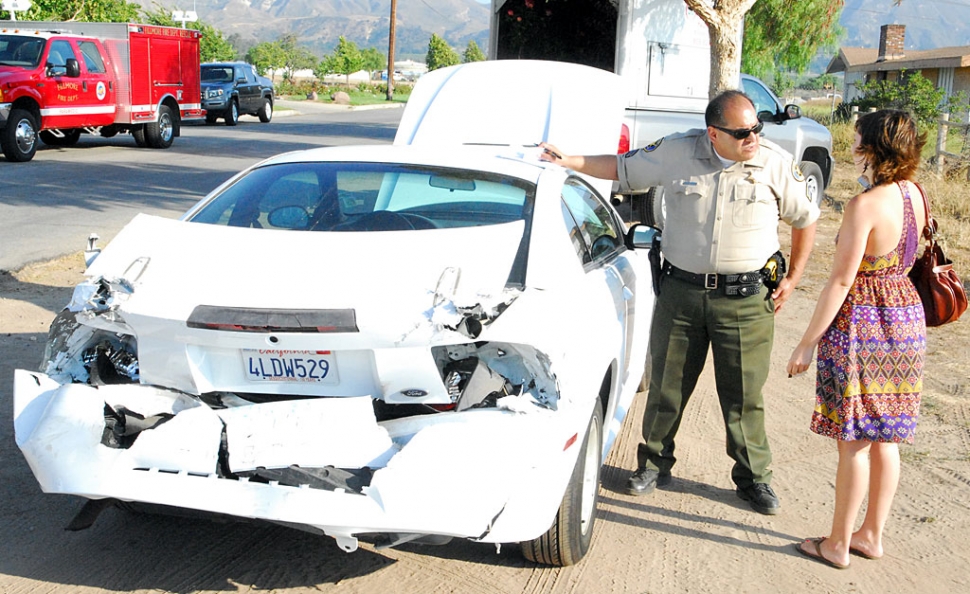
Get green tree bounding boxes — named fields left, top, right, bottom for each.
left=853, top=70, right=947, bottom=125
left=316, top=37, right=363, bottom=83
left=247, top=36, right=315, bottom=82
left=246, top=42, right=287, bottom=78
left=5, top=0, right=140, bottom=21
left=462, top=40, right=486, bottom=63
left=141, top=7, right=236, bottom=63
left=742, top=0, right=844, bottom=83
left=361, top=47, right=386, bottom=73
left=426, top=34, right=460, bottom=72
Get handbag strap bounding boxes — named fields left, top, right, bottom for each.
left=912, top=181, right=938, bottom=244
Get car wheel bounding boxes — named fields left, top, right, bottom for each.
left=0, top=108, right=39, bottom=162
left=132, top=126, right=148, bottom=147
left=39, top=129, right=82, bottom=146
left=145, top=105, right=175, bottom=149
left=100, top=125, right=119, bottom=138
left=521, top=400, right=603, bottom=566
left=205, top=113, right=218, bottom=125
left=225, top=100, right=239, bottom=126
left=636, top=186, right=665, bottom=230
left=799, top=161, right=825, bottom=206
left=257, top=97, right=273, bottom=123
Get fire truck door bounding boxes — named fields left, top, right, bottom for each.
left=41, top=39, right=115, bottom=130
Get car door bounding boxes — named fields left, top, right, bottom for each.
left=559, top=177, right=638, bottom=378
left=40, top=38, right=114, bottom=129
left=235, top=64, right=259, bottom=113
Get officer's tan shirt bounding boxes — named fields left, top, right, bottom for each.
left=616, top=129, right=820, bottom=275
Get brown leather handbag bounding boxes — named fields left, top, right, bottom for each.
left=908, top=182, right=968, bottom=327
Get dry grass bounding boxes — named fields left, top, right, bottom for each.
left=825, top=121, right=970, bottom=276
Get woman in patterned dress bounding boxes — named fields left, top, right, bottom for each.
left=786, top=109, right=927, bottom=569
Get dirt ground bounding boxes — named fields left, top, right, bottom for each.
left=1, top=167, right=969, bottom=593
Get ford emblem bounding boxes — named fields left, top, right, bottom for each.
left=401, top=389, right=428, bottom=398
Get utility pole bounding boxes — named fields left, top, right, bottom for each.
left=386, top=0, right=396, bottom=101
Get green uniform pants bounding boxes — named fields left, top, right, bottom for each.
left=636, top=275, right=775, bottom=488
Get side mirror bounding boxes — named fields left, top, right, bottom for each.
left=757, top=109, right=778, bottom=124
left=784, top=104, right=802, bottom=120
left=626, top=223, right=660, bottom=250
left=65, top=58, right=80, bottom=78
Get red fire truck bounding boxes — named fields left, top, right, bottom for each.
left=0, top=21, right=204, bottom=162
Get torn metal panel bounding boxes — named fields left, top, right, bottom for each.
left=217, top=397, right=395, bottom=472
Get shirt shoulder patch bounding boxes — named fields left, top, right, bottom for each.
left=792, top=161, right=805, bottom=182
left=644, top=137, right=664, bottom=152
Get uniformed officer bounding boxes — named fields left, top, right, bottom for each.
left=539, top=90, right=820, bottom=515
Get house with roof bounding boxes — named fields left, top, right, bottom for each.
left=826, top=24, right=970, bottom=103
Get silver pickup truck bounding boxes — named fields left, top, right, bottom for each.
left=626, top=74, right=834, bottom=227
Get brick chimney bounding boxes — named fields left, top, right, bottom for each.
left=877, top=24, right=906, bottom=61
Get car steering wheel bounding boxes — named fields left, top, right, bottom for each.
left=333, top=211, right=438, bottom=231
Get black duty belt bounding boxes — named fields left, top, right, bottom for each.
left=663, top=263, right=764, bottom=297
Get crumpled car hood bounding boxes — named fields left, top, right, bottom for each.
left=86, top=213, right=525, bottom=337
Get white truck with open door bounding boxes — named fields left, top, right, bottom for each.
left=488, top=0, right=833, bottom=221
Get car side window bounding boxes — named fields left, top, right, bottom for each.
left=560, top=178, right=622, bottom=266
left=77, top=41, right=105, bottom=74
left=741, top=78, right=778, bottom=115
left=46, top=40, right=75, bottom=67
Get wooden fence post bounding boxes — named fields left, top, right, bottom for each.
left=937, top=112, right=949, bottom=175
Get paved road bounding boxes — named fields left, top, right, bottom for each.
left=0, top=101, right=403, bottom=272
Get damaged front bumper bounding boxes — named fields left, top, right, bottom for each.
left=14, top=369, right=583, bottom=551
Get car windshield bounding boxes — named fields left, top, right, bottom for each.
left=201, top=66, right=233, bottom=82
left=0, top=36, right=45, bottom=68
left=188, top=162, right=534, bottom=232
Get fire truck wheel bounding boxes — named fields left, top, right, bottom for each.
left=145, top=105, right=176, bottom=149
left=132, top=127, right=148, bottom=147
left=258, top=98, right=273, bottom=123
left=225, top=100, right=239, bottom=126
left=39, top=129, right=81, bottom=146
left=1, top=109, right=39, bottom=162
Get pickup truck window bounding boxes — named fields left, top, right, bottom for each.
left=1, top=36, right=44, bottom=67
left=741, top=78, right=778, bottom=115
left=47, top=40, right=75, bottom=68
left=78, top=41, right=106, bottom=74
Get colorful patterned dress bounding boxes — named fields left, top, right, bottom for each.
left=812, top=181, right=925, bottom=443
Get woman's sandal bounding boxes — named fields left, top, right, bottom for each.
left=795, top=537, right=850, bottom=570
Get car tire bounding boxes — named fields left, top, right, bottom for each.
left=39, top=129, right=82, bottom=146
left=132, top=126, right=147, bottom=147
left=639, top=186, right=665, bottom=230
left=145, top=105, right=176, bottom=149
left=0, top=108, right=39, bottom=162
left=225, top=100, right=239, bottom=126
left=257, top=97, right=273, bottom=123
left=521, top=400, right=603, bottom=566
left=799, top=161, right=825, bottom=206
left=205, top=113, right=218, bottom=125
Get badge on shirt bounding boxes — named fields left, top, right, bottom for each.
left=644, top=137, right=664, bottom=152
left=791, top=161, right=805, bottom=182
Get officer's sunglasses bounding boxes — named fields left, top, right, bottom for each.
left=712, top=122, right=764, bottom=140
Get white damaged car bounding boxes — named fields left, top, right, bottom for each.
left=13, top=61, right=658, bottom=566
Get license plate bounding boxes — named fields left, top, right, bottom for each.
left=243, top=349, right=339, bottom=383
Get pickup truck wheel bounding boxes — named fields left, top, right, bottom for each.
left=225, top=100, right=239, bottom=126
left=638, top=186, right=665, bottom=230
left=205, top=114, right=218, bottom=125
left=257, top=98, right=273, bottom=123
left=132, top=127, right=147, bottom=147
left=1, top=109, right=39, bottom=162
left=39, top=129, right=81, bottom=146
left=521, top=400, right=602, bottom=566
left=799, top=161, right=825, bottom=206
left=145, top=105, right=175, bottom=149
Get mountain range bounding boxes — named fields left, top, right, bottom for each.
left=134, top=0, right=970, bottom=62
